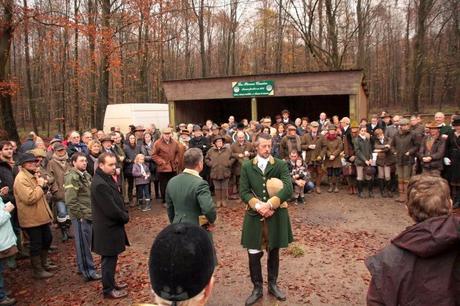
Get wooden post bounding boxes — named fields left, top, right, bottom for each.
left=349, top=95, right=357, bottom=123
left=251, top=97, right=258, bottom=121
left=168, top=101, right=176, bottom=127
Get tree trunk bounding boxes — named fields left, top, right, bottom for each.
left=73, top=0, right=80, bottom=131
left=410, top=0, right=433, bottom=112
left=0, top=0, right=20, bottom=142
left=96, top=0, right=111, bottom=129
left=23, top=0, right=38, bottom=133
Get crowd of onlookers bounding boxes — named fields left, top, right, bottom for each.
left=0, top=109, right=459, bottom=305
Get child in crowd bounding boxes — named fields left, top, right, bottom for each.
left=132, top=154, right=151, bottom=212
left=290, top=157, right=313, bottom=204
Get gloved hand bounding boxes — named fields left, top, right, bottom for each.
left=444, top=157, right=451, bottom=166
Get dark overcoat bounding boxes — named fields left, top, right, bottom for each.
left=239, top=156, right=293, bottom=250
left=91, top=168, right=129, bottom=256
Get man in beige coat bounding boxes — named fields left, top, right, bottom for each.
left=14, top=153, right=56, bottom=280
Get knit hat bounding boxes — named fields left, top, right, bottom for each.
left=149, top=223, right=215, bottom=302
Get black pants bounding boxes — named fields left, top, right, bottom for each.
left=126, top=176, right=135, bottom=200
left=101, top=255, right=118, bottom=294
left=24, top=224, right=53, bottom=257
left=158, top=172, right=176, bottom=203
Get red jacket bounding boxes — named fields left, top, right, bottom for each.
left=366, top=214, right=460, bottom=306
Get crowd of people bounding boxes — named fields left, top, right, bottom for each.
left=0, top=108, right=459, bottom=305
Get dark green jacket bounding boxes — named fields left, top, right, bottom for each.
left=64, top=168, right=92, bottom=220
left=239, top=156, right=293, bottom=250
left=165, top=170, right=216, bottom=226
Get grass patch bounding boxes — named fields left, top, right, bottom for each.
left=287, top=243, right=305, bottom=258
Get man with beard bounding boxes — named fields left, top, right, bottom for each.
left=240, top=133, right=293, bottom=305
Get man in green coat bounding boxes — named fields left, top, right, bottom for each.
left=165, top=148, right=217, bottom=230
left=240, top=133, right=293, bottom=305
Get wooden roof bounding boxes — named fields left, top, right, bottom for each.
left=163, top=70, right=367, bottom=101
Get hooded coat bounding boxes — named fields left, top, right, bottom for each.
left=366, top=214, right=460, bottom=306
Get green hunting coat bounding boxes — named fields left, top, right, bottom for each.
left=165, top=169, right=217, bottom=226
left=239, top=155, right=293, bottom=250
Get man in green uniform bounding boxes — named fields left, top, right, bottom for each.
left=240, top=133, right=293, bottom=305
left=165, top=148, right=217, bottom=230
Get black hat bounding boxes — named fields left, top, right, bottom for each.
left=149, top=223, right=215, bottom=302
left=237, top=122, right=245, bottom=130
left=452, top=115, right=460, bottom=127
left=17, top=153, right=37, bottom=166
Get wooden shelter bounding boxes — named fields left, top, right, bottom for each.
left=163, top=70, right=368, bottom=126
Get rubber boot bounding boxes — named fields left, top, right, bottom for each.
left=378, top=179, right=386, bottom=198
left=385, top=180, right=393, bottom=198
left=367, top=179, right=374, bottom=198
left=327, top=177, right=333, bottom=193
left=143, top=199, right=152, bottom=211
left=357, top=181, right=365, bottom=198
left=59, top=222, right=69, bottom=242
left=245, top=252, right=263, bottom=306
left=137, top=199, right=143, bottom=210
left=267, top=248, right=286, bottom=301
left=31, top=256, right=53, bottom=279
left=41, top=250, right=58, bottom=271
left=333, top=177, right=339, bottom=193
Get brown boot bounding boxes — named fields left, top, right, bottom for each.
left=315, top=176, right=322, bottom=194
left=31, top=256, right=53, bottom=279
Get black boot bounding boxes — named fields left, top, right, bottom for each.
left=137, top=199, right=143, bottom=210
left=357, top=181, right=365, bottom=198
left=267, top=248, right=286, bottom=301
left=378, top=179, right=386, bottom=197
left=65, top=219, right=74, bottom=239
left=59, top=222, right=68, bottom=242
left=385, top=180, right=393, bottom=198
left=245, top=252, right=263, bottom=306
left=154, top=180, right=161, bottom=199
left=367, top=180, right=374, bottom=198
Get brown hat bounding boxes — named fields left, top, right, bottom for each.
left=100, top=135, right=114, bottom=143
left=400, top=118, right=410, bottom=126
left=310, top=121, right=319, bottom=128
left=54, top=143, right=66, bottom=151
left=180, top=129, right=190, bottom=136
left=212, top=135, right=224, bottom=144
left=29, top=148, right=47, bottom=158
left=162, top=127, right=173, bottom=134
left=425, top=122, right=441, bottom=129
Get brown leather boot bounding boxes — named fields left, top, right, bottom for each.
left=31, top=256, right=53, bottom=279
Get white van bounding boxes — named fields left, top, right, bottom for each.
left=103, top=103, right=169, bottom=134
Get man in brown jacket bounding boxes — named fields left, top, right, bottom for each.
left=418, top=123, right=446, bottom=176
left=152, top=128, right=179, bottom=204
left=230, top=131, right=254, bottom=199
left=366, top=175, right=460, bottom=305
left=301, top=121, right=325, bottom=193
left=14, top=153, right=56, bottom=280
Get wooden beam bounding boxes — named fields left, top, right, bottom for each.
left=168, top=101, right=175, bottom=127
left=251, top=98, right=258, bottom=121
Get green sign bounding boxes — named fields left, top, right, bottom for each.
left=232, top=80, right=274, bottom=97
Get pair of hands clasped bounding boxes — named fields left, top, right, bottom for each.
left=255, top=202, right=274, bottom=218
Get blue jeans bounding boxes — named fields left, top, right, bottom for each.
left=304, top=181, right=315, bottom=192
left=0, top=259, right=5, bottom=300
left=55, top=201, right=69, bottom=223
left=136, top=184, right=151, bottom=200
left=72, top=219, right=97, bottom=279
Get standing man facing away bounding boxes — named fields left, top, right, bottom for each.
left=165, top=148, right=216, bottom=228
left=64, top=152, right=101, bottom=282
left=239, top=133, right=293, bottom=305
left=91, top=152, right=130, bottom=299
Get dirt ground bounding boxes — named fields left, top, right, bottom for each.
left=5, top=190, right=413, bottom=306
